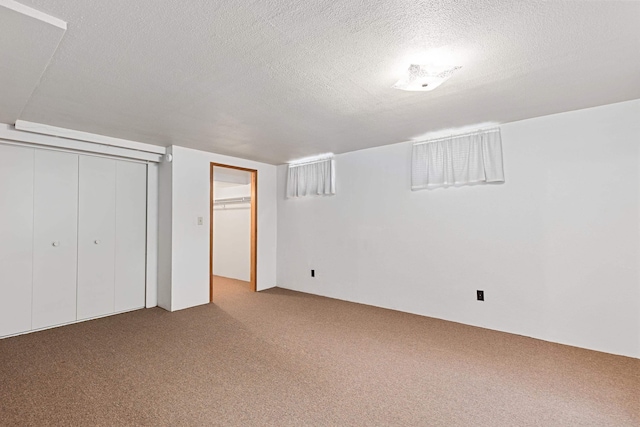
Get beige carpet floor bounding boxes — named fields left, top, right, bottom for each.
left=1, top=276, right=638, bottom=426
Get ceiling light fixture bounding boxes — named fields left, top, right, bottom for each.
left=392, top=64, right=462, bottom=92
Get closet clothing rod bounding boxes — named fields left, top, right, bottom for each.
left=213, top=196, right=251, bottom=206
left=214, top=205, right=250, bottom=210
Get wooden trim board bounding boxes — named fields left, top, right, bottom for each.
left=209, top=163, right=257, bottom=301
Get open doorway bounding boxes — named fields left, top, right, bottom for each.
left=209, top=163, right=257, bottom=302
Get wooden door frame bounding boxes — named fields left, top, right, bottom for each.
left=209, top=163, right=257, bottom=301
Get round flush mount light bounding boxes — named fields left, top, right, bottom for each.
left=393, top=64, right=462, bottom=92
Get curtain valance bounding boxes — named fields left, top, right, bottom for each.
left=412, top=128, right=505, bottom=190
left=286, top=157, right=335, bottom=198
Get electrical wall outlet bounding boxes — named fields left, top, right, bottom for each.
left=477, top=290, right=484, bottom=301
left=311, top=269, right=315, bottom=277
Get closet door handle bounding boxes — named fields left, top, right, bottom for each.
left=94, top=240, right=100, bottom=245
left=52, top=241, right=60, bottom=247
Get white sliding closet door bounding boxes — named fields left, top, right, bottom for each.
left=32, top=151, right=79, bottom=330
left=0, top=145, right=34, bottom=336
left=77, top=156, right=116, bottom=320
left=115, top=161, right=147, bottom=312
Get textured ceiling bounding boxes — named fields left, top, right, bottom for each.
left=4, top=0, right=640, bottom=164
left=0, top=2, right=64, bottom=124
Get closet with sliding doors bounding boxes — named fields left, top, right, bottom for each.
left=0, top=144, right=147, bottom=338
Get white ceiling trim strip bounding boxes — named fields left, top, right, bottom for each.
left=0, top=0, right=66, bottom=29
left=15, top=120, right=166, bottom=155
left=0, top=124, right=163, bottom=162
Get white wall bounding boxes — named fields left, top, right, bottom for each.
left=161, top=145, right=277, bottom=311
left=213, top=182, right=251, bottom=281
left=276, top=99, right=640, bottom=358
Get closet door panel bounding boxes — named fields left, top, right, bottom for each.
left=77, top=156, right=116, bottom=320
left=115, top=161, right=147, bottom=312
left=0, top=145, right=34, bottom=336
left=32, top=150, right=79, bottom=329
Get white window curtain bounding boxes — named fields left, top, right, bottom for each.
left=286, top=157, right=335, bottom=198
left=411, top=128, right=505, bottom=190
